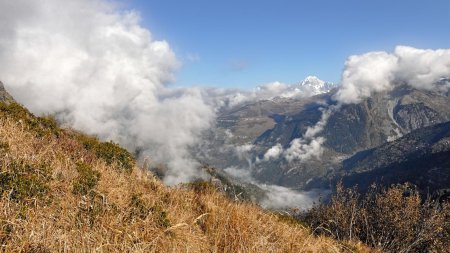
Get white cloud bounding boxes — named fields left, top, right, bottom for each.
left=257, top=106, right=335, bottom=164
left=395, top=46, right=450, bottom=90
left=334, top=46, right=450, bottom=104
left=259, top=184, right=318, bottom=210
left=280, top=106, right=335, bottom=163
left=224, top=166, right=252, bottom=180
left=284, top=137, right=326, bottom=163
left=223, top=165, right=324, bottom=210
left=233, top=144, right=255, bottom=169
left=263, top=143, right=283, bottom=161
left=334, top=51, right=398, bottom=103
left=0, top=0, right=214, bottom=185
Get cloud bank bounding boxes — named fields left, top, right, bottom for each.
left=0, top=0, right=214, bottom=184
left=335, top=46, right=450, bottom=104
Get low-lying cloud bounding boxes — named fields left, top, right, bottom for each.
left=259, top=184, right=325, bottom=210
left=262, top=106, right=335, bottom=164
left=263, top=143, right=283, bottom=161
left=224, top=166, right=323, bottom=210
left=0, top=0, right=214, bottom=185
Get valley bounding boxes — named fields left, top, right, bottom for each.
left=200, top=81, right=450, bottom=200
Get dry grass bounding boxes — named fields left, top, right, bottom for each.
left=0, top=104, right=372, bottom=252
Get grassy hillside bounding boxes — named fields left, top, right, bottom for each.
left=0, top=101, right=370, bottom=252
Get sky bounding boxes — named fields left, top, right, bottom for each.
left=125, top=0, right=450, bottom=89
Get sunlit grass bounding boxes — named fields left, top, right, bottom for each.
left=0, top=102, right=371, bottom=252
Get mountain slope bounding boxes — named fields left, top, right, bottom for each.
left=205, top=84, right=450, bottom=189
left=0, top=87, right=366, bottom=252
left=329, top=121, right=450, bottom=196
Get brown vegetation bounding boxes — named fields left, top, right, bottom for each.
left=0, top=102, right=369, bottom=252
left=302, top=183, right=449, bottom=253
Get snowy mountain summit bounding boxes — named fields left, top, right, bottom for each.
left=215, top=76, right=336, bottom=109
left=257, top=76, right=336, bottom=100
left=298, top=76, right=336, bottom=95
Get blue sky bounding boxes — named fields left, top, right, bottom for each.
left=125, top=0, right=450, bottom=89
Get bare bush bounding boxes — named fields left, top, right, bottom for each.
left=302, top=182, right=450, bottom=252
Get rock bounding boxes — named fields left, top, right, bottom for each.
left=0, top=81, right=15, bottom=104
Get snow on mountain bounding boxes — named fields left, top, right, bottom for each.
left=298, top=76, right=337, bottom=95
left=266, top=76, right=336, bottom=99
left=204, top=76, right=336, bottom=110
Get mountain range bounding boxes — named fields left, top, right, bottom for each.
left=201, top=78, right=450, bottom=199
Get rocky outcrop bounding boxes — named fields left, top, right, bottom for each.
left=0, top=81, right=15, bottom=104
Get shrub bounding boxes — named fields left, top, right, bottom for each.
left=125, top=195, right=170, bottom=228
left=301, top=183, right=449, bottom=252
left=72, top=162, right=101, bottom=195
left=150, top=205, right=171, bottom=228
left=0, top=102, right=59, bottom=137
left=275, top=212, right=308, bottom=229
left=36, top=115, right=59, bottom=135
left=75, top=134, right=134, bottom=172
left=127, top=194, right=151, bottom=221
left=186, top=181, right=217, bottom=194
left=0, top=160, right=51, bottom=202
left=0, top=221, right=13, bottom=245
left=0, top=141, right=9, bottom=152
left=94, top=141, right=134, bottom=171
left=0, top=101, right=134, bottom=171
left=22, top=243, right=51, bottom=253
left=0, top=102, right=30, bottom=121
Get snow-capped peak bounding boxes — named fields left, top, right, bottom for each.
left=300, top=76, right=325, bottom=87
left=298, top=76, right=335, bottom=95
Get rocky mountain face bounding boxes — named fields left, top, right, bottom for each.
left=323, top=86, right=450, bottom=153
left=202, top=84, right=450, bottom=193
left=0, top=81, right=15, bottom=103
left=309, top=120, right=450, bottom=198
